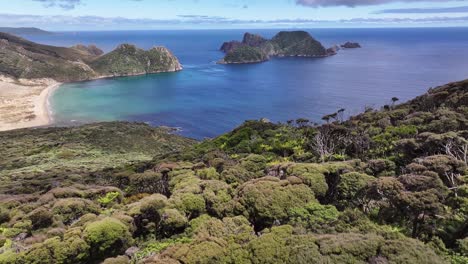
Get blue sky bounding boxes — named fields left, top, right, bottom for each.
left=1, top=0, right=468, bottom=30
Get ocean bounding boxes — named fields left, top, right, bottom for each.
left=26, top=28, right=468, bottom=139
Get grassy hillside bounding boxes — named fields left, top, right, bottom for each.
left=0, top=80, right=466, bottom=263
left=0, top=122, right=195, bottom=194
left=0, top=32, right=98, bottom=82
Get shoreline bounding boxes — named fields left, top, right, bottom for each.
left=0, top=70, right=184, bottom=132
left=0, top=77, right=61, bottom=131
left=42, top=82, right=62, bottom=126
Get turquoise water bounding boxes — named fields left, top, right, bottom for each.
left=27, top=28, right=468, bottom=139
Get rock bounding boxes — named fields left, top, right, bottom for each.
left=14, top=233, right=28, bottom=242
left=341, top=42, right=361, bottom=48
left=327, top=44, right=340, bottom=55
left=125, top=246, right=140, bottom=257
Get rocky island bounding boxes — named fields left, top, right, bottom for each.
left=219, top=31, right=335, bottom=64
left=0, top=32, right=182, bottom=131
left=341, top=42, right=361, bottom=49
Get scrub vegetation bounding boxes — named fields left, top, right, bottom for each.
left=0, top=80, right=466, bottom=263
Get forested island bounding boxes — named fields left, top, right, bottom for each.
left=218, top=31, right=359, bottom=64
left=0, top=79, right=466, bottom=263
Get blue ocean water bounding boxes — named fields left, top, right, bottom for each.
left=26, top=28, right=468, bottom=139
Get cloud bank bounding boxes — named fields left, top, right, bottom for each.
left=296, top=0, right=462, bottom=7
left=376, top=5, right=468, bottom=13
left=1, top=13, right=468, bottom=30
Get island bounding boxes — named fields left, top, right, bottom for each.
left=341, top=42, right=361, bottom=48
left=219, top=31, right=336, bottom=64
left=0, top=32, right=182, bottom=131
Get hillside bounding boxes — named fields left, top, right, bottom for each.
left=0, top=33, right=182, bottom=82
left=0, top=32, right=98, bottom=82
left=0, top=27, right=52, bottom=36
left=219, top=31, right=330, bottom=64
left=0, top=80, right=466, bottom=263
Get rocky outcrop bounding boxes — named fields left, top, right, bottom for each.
left=0, top=32, right=182, bottom=82
left=219, top=31, right=329, bottom=64
left=220, top=41, right=243, bottom=53
left=326, top=45, right=340, bottom=55
left=242, top=33, right=268, bottom=47
left=341, top=42, right=361, bottom=49
left=220, top=33, right=267, bottom=53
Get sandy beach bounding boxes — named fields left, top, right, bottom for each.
left=0, top=75, right=61, bottom=131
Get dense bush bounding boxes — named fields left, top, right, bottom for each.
left=83, top=217, right=132, bottom=260
left=0, top=80, right=466, bottom=263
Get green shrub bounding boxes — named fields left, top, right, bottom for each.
left=159, top=209, right=188, bottom=237
left=236, top=177, right=315, bottom=230
left=458, top=237, right=468, bottom=256
left=98, top=191, right=121, bottom=207
left=170, top=193, right=206, bottom=219
left=288, top=202, right=339, bottom=232
left=0, top=208, right=10, bottom=224
left=102, top=255, right=130, bottom=264
left=134, top=237, right=192, bottom=262
left=335, top=172, right=375, bottom=209
left=28, top=208, right=54, bottom=230
left=196, top=167, right=220, bottom=180
left=53, top=198, right=100, bottom=224
left=84, top=217, right=132, bottom=259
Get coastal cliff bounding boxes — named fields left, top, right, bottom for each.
left=219, top=31, right=330, bottom=64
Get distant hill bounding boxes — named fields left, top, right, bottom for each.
left=0, top=32, right=182, bottom=82
left=0, top=27, right=52, bottom=35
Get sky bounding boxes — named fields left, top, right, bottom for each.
left=1, top=0, right=468, bottom=30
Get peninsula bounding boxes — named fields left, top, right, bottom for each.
left=0, top=32, right=182, bottom=131
left=0, top=27, right=52, bottom=36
